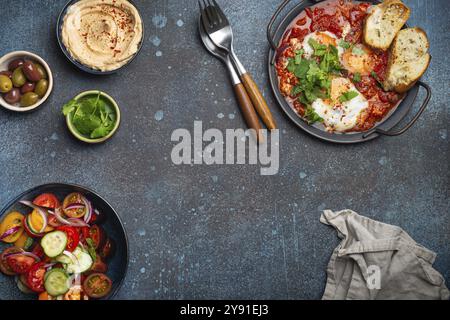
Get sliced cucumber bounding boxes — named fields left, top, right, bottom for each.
left=66, top=247, right=93, bottom=274
left=55, top=254, right=72, bottom=264
left=41, top=231, right=67, bottom=258
left=15, top=276, right=33, bottom=294
left=44, top=268, right=69, bottom=296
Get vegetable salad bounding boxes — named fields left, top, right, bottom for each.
left=0, top=192, right=115, bottom=300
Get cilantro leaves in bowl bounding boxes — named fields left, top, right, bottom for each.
left=62, top=91, right=120, bottom=143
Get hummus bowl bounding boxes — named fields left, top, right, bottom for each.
left=57, top=0, right=144, bottom=75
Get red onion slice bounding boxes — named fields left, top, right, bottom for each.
left=82, top=197, right=93, bottom=223
left=53, top=208, right=89, bottom=227
left=67, top=218, right=89, bottom=227
left=5, top=251, right=41, bottom=262
left=54, top=207, right=73, bottom=225
left=2, top=248, right=24, bottom=258
left=0, top=226, right=22, bottom=240
left=64, top=204, right=85, bottom=211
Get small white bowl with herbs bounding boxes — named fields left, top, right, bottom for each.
left=62, top=91, right=120, bottom=143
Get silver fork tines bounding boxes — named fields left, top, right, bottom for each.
left=199, top=0, right=227, bottom=32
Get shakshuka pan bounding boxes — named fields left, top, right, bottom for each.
left=275, top=0, right=403, bottom=133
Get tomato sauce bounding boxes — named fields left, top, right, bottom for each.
left=275, top=0, right=403, bottom=132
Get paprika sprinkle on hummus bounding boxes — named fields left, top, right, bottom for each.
left=61, top=0, right=143, bottom=72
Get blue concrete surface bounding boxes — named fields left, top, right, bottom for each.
left=0, top=0, right=448, bottom=299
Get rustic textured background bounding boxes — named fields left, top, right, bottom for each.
left=0, top=0, right=448, bottom=299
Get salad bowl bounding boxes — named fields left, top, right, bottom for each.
left=0, top=183, right=128, bottom=300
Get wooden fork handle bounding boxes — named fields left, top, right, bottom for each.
left=233, top=83, right=264, bottom=142
left=241, top=73, right=277, bottom=130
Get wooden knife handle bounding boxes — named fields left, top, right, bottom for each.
left=233, top=83, right=264, bottom=142
left=241, top=73, right=277, bottom=130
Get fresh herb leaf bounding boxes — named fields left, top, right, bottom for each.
left=291, top=85, right=303, bottom=97
left=339, top=90, right=359, bottom=103
left=73, top=114, right=102, bottom=136
left=287, top=58, right=296, bottom=73
left=371, top=71, right=383, bottom=87
left=304, top=106, right=323, bottom=124
left=62, top=99, right=78, bottom=116
left=294, top=59, right=311, bottom=79
left=338, top=40, right=352, bottom=49
left=62, top=94, right=117, bottom=139
left=353, top=73, right=361, bottom=83
left=91, top=125, right=111, bottom=139
left=85, top=238, right=97, bottom=261
left=308, top=38, right=327, bottom=56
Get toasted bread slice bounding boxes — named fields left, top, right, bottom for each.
left=364, top=0, right=410, bottom=50
left=383, top=28, right=430, bottom=93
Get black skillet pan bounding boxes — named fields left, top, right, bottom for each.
left=267, top=0, right=431, bottom=144
left=0, top=183, right=128, bottom=300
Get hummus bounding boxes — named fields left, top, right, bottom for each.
left=62, top=0, right=143, bottom=72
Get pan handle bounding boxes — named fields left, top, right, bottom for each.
left=362, top=81, right=432, bottom=138
left=267, top=0, right=292, bottom=51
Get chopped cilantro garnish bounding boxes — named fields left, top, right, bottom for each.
left=305, top=106, right=324, bottom=124
left=338, top=40, right=352, bottom=49
left=284, top=38, right=345, bottom=122
left=339, top=91, right=359, bottom=103
left=353, top=73, right=361, bottom=83
left=371, top=71, right=383, bottom=87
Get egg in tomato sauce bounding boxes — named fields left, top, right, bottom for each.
left=311, top=77, right=369, bottom=132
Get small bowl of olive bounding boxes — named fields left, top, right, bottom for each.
left=0, top=51, right=53, bottom=112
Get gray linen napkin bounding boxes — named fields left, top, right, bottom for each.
left=321, top=209, right=449, bottom=300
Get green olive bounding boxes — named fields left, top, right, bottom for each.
left=20, top=92, right=39, bottom=107
left=34, top=79, right=49, bottom=98
left=12, top=67, right=27, bottom=88
left=34, top=63, right=47, bottom=79
left=0, top=75, right=13, bottom=93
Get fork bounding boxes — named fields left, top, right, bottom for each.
left=199, top=0, right=277, bottom=130
left=198, top=17, right=264, bottom=142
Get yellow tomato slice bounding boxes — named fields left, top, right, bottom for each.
left=0, top=211, right=24, bottom=243
left=30, top=209, right=54, bottom=233
left=14, top=231, right=32, bottom=248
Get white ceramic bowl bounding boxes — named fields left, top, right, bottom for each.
left=0, top=51, right=53, bottom=112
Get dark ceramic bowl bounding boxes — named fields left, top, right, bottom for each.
left=0, top=183, right=128, bottom=300
left=56, top=0, right=144, bottom=75
left=267, top=0, right=431, bottom=144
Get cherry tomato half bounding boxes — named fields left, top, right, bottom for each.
left=26, top=262, right=46, bottom=293
left=63, top=193, right=87, bottom=218
left=0, top=247, right=23, bottom=275
left=6, top=254, right=36, bottom=274
left=99, top=238, right=115, bottom=260
left=83, top=273, right=112, bottom=299
left=48, top=215, right=62, bottom=228
left=56, top=226, right=80, bottom=252
left=88, top=225, right=105, bottom=250
left=33, top=193, right=60, bottom=209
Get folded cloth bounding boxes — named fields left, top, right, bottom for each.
left=321, top=209, right=450, bottom=300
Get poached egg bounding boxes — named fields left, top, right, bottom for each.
left=311, top=77, right=369, bottom=132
